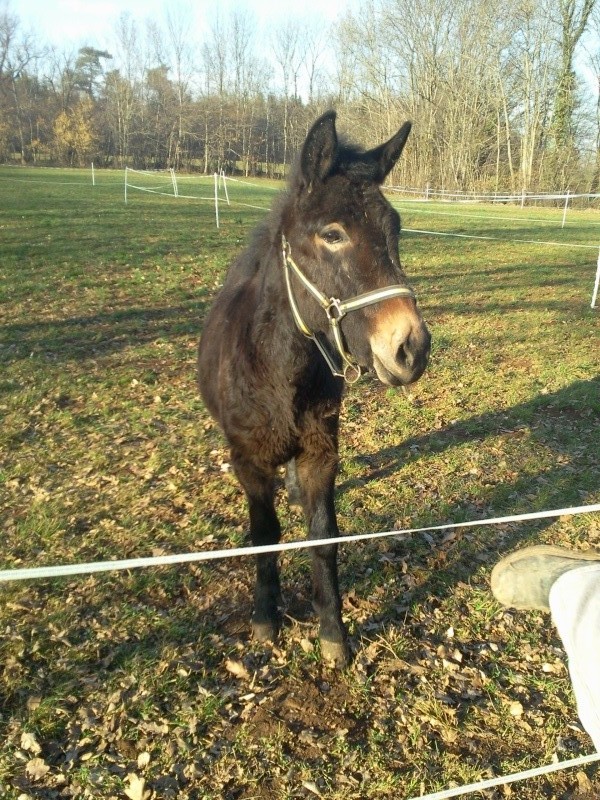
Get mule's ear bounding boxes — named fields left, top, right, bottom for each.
left=300, top=110, right=338, bottom=187
left=368, top=121, right=412, bottom=182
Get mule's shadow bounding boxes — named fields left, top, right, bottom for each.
left=334, top=374, right=599, bottom=630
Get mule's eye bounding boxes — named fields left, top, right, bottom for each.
left=319, top=226, right=348, bottom=247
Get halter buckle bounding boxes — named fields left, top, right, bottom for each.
left=326, top=298, right=344, bottom=322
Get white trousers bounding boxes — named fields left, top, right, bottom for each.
left=550, top=564, right=600, bottom=751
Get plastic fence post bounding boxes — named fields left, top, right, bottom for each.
left=214, top=172, right=219, bottom=228
left=561, top=190, right=570, bottom=228
left=592, top=248, right=600, bottom=309
left=221, top=170, right=230, bottom=205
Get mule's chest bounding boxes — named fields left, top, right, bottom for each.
left=224, top=379, right=340, bottom=470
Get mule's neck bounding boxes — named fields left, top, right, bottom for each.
left=253, top=229, right=342, bottom=392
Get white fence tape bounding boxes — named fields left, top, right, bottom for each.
left=402, top=227, right=599, bottom=250
left=408, top=751, right=600, bottom=800
left=388, top=185, right=600, bottom=203
left=1, top=504, right=599, bottom=584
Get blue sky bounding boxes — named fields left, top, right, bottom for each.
left=16, top=0, right=353, bottom=50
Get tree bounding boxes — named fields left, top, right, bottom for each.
left=496, top=0, right=557, bottom=191
left=53, top=97, right=95, bottom=165
left=102, top=13, right=144, bottom=167
left=2, top=0, right=600, bottom=189
left=550, top=0, right=596, bottom=185
left=271, top=18, right=308, bottom=171
left=0, top=2, right=40, bottom=161
left=74, top=46, right=112, bottom=98
left=164, top=5, right=196, bottom=168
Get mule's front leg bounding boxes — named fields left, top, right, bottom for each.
left=296, top=453, right=350, bottom=668
left=232, top=454, right=282, bottom=643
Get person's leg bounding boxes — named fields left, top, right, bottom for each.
left=550, top=564, right=600, bottom=751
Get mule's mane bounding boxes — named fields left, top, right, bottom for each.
left=329, top=139, right=383, bottom=181
left=289, top=136, right=384, bottom=191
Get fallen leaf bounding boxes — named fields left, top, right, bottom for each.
left=225, top=659, right=250, bottom=680
left=20, top=732, right=41, bottom=755
left=25, top=758, right=49, bottom=780
left=26, top=696, right=41, bottom=713
left=125, top=773, right=146, bottom=800
left=302, top=781, right=323, bottom=797
left=509, top=701, right=524, bottom=717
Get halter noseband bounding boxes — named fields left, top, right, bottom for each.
left=281, top=235, right=416, bottom=384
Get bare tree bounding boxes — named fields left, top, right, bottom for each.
left=201, top=10, right=228, bottom=96
left=271, top=18, right=305, bottom=170
left=103, top=13, right=145, bottom=167
left=550, top=0, right=596, bottom=185
left=163, top=4, right=196, bottom=168
left=0, top=2, right=40, bottom=161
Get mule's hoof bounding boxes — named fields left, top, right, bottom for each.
left=320, top=638, right=351, bottom=668
left=252, top=619, right=279, bottom=643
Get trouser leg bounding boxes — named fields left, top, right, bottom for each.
left=550, top=564, right=600, bottom=751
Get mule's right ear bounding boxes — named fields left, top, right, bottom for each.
left=367, top=121, right=412, bottom=182
left=300, top=111, right=338, bottom=188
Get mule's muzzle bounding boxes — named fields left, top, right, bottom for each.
left=370, top=316, right=431, bottom=387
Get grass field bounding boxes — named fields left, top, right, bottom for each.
left=1, top=166, right=599, bottom=800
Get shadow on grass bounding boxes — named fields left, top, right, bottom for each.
left=0, top=300, right=208, bottom=364
left=335, top=375, right=600, bottom=626
left=338, top=375, right=599, bottom=501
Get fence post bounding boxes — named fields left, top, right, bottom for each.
left=124, top=167, right=128, bottom=205
left=561, top=190, right=570, bottom=228
left=91, top=162, right=95, bottom=186
left=170, top=168, right=179, bottom=197
left=425, top=182, right=430, bottom=201
left=221, top=169, right=230, bottom=205
left=214, top=172, right=219, bottom=229
left=592, top=248, right=600, bottom=309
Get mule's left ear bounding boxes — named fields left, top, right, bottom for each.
left=368, top=121, right=412, bottom=182
left=300, top=110, right=338, bottom=188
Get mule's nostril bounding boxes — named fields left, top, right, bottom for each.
left=396, top=342, right=409, bottom=368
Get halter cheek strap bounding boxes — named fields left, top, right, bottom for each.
left=281, top=235, right=416, bottom=384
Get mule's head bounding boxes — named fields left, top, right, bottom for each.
left=281, top=111, right=430, bottom=387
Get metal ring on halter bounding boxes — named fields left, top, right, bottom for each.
left=342, top=362, right=362, bottom=384
left=326, top=298, right=344, bottom=322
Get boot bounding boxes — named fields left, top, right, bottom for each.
left=491, top=545, right=600, bottom=612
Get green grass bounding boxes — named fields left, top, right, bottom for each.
left=0, top=166, right=599, bottom=799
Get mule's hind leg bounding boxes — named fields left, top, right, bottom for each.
left=295, top=449, right=350, bottom=668
left=231, top=453, right=282, bottom=642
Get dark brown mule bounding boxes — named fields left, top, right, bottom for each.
left=198, top=112, right=430, bottom=666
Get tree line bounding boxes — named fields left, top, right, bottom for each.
left=2, top=0, right=600, bottom=192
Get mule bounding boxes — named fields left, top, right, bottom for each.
left=198, top=111, right=430, bottom=667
